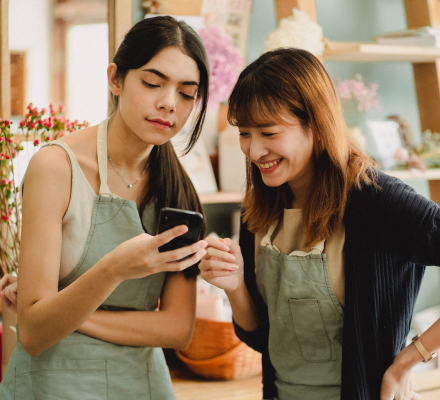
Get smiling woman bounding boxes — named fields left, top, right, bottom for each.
left=0, top=15, right=210, bottom=400
left=199, top=47, right=440, bottom=400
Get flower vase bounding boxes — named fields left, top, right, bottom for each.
left=2, top=303, right=17, bottom=378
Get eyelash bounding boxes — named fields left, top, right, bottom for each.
left=238, top=132, right=276, bottom=137
left=141, top=80, right=196, bottom=101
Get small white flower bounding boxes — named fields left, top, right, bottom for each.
left=264, top=8, right=324, bottom=56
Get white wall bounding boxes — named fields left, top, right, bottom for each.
left=9, top=0, right=52, bottom=111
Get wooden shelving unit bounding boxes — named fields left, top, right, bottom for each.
left=324, top=41, right=440, bottom=63
left=199, top=191, right=243, bottom=204
left=385, top=168, right=440, bottom=180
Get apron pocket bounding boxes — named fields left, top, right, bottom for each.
left=288, top=299, right=332, bottom=363
left=14, top=359, right=108, bottom=400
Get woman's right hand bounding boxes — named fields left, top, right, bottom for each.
left=107, top=225, right=208, bottom=282
left=0, top=274, right=18, bottom=313
left=199, top=237, right=244, bottom=293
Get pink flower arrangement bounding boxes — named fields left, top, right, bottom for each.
left=198, top=25, right=242, bottom=107
left=336, top=74, right=380, bottom=125
left=0, top=104, right=88, bottom=276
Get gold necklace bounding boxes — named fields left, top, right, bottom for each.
left=107, top=153, right=147, bottom=188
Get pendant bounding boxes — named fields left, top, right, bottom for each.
left=128, top=184, right=133, bottom=188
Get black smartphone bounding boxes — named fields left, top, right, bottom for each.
left=157, top=207, right=204, bottom=259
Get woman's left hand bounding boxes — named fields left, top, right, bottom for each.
left=380, top=345, right=421, bottom=400
left=0, top=274, right=18, bottom=313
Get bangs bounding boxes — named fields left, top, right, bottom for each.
left=228, top=72, right=288, bottom=127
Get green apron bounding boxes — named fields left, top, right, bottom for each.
left=0, top=119, right=175, bottom=400
left=256, top=219, right=344, bottom=400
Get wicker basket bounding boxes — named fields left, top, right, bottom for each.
left=175, top=318, right=262, bottom=380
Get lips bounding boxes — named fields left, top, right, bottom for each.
left=147, top=118, right=172, bottom=129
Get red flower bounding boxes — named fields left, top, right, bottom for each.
left=32, top=107, right=38, bottom=114
left=8, top=181, right=13, bottom=186
left=25, top=113, right=31, bottom=119
left=37, top=119, right=43, bottom=125
left=19, top=121, right=25, bottom=128
left=33, top=139, right=40, bottom=146
left=0, top=153, right=5, bottom=159
left=5, top=154, right=10, bottom=160
left=27, top=103, right=33, bottom=110
left=6, top=138, right=13, bottom=144
left=1, top=215, right=9, bottom=221
left=2, top=179, right=8, bottom=185
left=59, top=104, right=65, bottom=112
left=46, top=136, right=51, bottom=141
left=4, top=120, right=10, bottom=126
left=28, top=122, right=36, bottom=129
left=0, top=137, right=4, bottom=143
left=8, top=208, right=13, bottom=215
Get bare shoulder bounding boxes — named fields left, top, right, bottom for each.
left=60, top=125, right=98, bottom=158
left=23, top=144, right=72, bottom=216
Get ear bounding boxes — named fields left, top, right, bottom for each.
left=108, top=63, right=122, bottom=96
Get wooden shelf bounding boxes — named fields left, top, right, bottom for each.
left=384, top=168, right=440, bottom=180
left=199, top=191, right=243, bottom=204
left=323, top=41, right=440, bottom=63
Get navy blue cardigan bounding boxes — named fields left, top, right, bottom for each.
left=234, top=170, right=440, bottom=400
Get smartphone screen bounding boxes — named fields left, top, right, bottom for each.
left=157, top=208, right=204, bottom=258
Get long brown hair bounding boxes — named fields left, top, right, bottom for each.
left=111, top=16, right=210, bottom=277
left=228, top=48, right=376, bottom=247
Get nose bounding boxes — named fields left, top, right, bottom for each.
left=246, top=136, right=269, bottom=161
left=157, top=89, right=176, bottom=113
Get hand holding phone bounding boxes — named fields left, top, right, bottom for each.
left=157, top=207, right=204, bottom=260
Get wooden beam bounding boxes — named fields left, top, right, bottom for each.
left=412, top=61, right=440, bottom=133
left=0, top=0, right=11, bottom=119
left=108, top=0, right=132, bottom=62
left=274, top=0, right=317, bottom=22
left=404, top=0, right=434, bottom=29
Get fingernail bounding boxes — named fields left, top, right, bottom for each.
left=223, top=245, right=230, bottom=251
left=228, top=254, right=236, bottom=261
left=199, top=241, right=207, bottom=249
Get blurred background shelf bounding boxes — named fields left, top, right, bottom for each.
left=384, top=168, right=440, bottom=180
left=199, top=192, right=243, bottom=204
left=324, top=41, right=440, bottom=63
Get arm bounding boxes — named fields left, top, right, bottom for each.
left=381, top=318, right=440, bottom=399
left=76, top=272, right=196, bottom=350
left=358, top=171, right=440, bottom=266
left=17, top=146, right=207, bottom=357
left=199, top=236, right=259, bottom=332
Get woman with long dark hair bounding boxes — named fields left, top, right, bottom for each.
left=200, top=48, right=440, bottom=400
left=0, top=16, right=209, bottom=399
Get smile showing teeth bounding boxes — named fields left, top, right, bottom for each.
left=258, top=159, right=281, bottom=169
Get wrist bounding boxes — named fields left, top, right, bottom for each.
left=392, top=340, right=424, bottom=375
left=224, top=276, right=246, bottom=297
left=97, top=252, right=122, bottom=285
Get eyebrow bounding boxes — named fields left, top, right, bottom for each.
left=142, top=68, right=199, bottom=87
